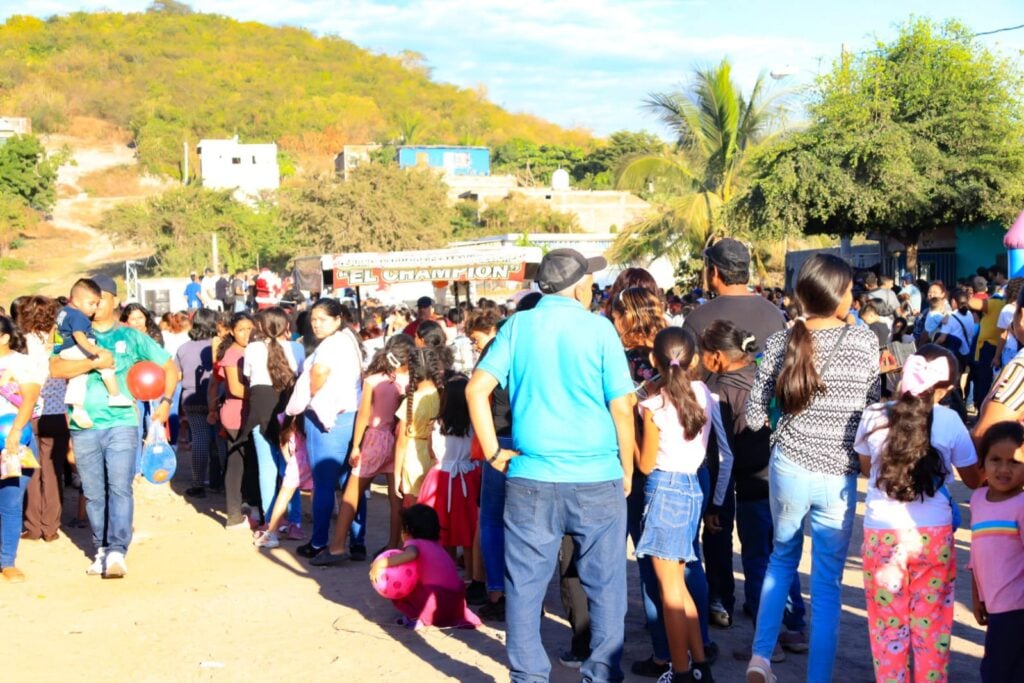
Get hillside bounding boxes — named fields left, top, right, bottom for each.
left=0, top=7, right=592, bottom=177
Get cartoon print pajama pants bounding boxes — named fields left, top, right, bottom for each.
left=862, top=525, right=955, bottom=683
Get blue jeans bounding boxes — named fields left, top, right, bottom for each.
left=304, top=411, right=365, bottom=549
left=753, top=449, right=857, bottom=681
left=480, top=461, right=507, bottom=592
left=72, top=426, right=139, bottom=555
left=505, top=477, right=627, bottom=683
left=735, top=498, right=806, bottom=632
left=0, top=457, right=30, bottom=567
left=252, top=426, right=301, bottom=526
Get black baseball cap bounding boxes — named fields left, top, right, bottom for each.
left=416, top=296, right=434, bottom=309
left=92, top=275, right=117, bottom=296
left=704, top=238, right=749, bottom=272
left=535, top=248, right=606, bottom=294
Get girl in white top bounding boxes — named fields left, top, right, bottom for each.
left=635, top=327, right=733, bottom=683
left=853, top=345, right=982, bottom=683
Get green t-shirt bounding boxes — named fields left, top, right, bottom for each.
left=68, top=323, right=171, bottom=431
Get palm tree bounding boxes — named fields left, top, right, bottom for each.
left=612, top=59, right=785, bottom=265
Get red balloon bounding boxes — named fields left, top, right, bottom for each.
left=127, top=361, right=165, bottom=401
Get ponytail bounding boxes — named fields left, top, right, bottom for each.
left=775, top=253, right=853, bottom=415
left=652, top=327, right=706, bottom=440
left=775, top=319, right=821, bottom=415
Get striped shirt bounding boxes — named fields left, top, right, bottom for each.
left=988, top=347, right=1024, bottom=411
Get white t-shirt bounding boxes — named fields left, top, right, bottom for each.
left=0, top=350, right=46, bottom=419
left=306, top=329, right=363, bottom=414
left=200, top=275, right=218, bottom=302
left=162, top=331, right=191, bottom=359
left=639, top=381, right=734, bottom=506
left=25, top=333, right=65, bottom=416
left=243, top=339, right=299, bottom=387
left=998, top=303, right=1018, bottom=367
left=855, top=403, right=977, bottom=529
left=939, top=310, right=974, bottom=357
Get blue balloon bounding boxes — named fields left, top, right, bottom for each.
left=0, top=413, right=32, bottom=447
left=140, top=439, right=177, bottom=485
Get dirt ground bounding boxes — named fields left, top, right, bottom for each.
left=5, top=446, right=985, bottom=683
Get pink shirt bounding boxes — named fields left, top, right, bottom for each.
left=969, top=488, right=1024, bottom=614
left=216, top=345, right=246, bottom=430
left=406, top=538, right=464, bottom=593
left=365, top=372, right=407, bottom=430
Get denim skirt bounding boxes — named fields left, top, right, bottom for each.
left=634, top=469, right=702, bottom=562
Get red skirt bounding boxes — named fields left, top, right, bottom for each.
left=417, top=465, right=481, bottom=548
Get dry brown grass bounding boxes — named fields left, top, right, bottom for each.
left=79, top=164, right=143, bottom=197
left=61, top=116, right=133, bottom=145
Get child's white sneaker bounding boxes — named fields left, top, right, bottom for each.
left=70, top=405, right=93, bottom=429
left=253, top=530, right=280, bottom=549
left=107, top=394, right=133, bottom=408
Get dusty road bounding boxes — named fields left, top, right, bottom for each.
left=4, top=448, right=984, bottom=682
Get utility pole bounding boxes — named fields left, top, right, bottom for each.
left=212, top=233, right=219, bottom=274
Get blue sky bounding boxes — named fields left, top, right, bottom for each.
left=6, top=1, right=1024, bottom=137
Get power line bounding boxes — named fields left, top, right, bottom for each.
left=971, top=23, right=1024, bottom=38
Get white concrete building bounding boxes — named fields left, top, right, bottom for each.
left=198, top=136, right=279, bottom=200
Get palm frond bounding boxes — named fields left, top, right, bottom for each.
left=616, top=154, right=697, bottom=193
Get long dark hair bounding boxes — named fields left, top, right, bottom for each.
left=651, top=327, right=706, bottom=440
left=415, top=320, right=454, bottom=370
left=874, top=344, right=955, bottom=503
left=0, top=315, right=27, bottom=353
left=253, top=307, right=295, bottom=393
left=700, top=319, right=759, bottom=362
left=215, top=312, right=253, bottom=364
left=366, top=333, right=416, bottom=377
left=11, top=295, right=59, bottom=336
left=405, top=346, right=446, bottom=436
left=438, top=376, right=471, bottom=437
left=776, top=254, right=852, bottom=415
left=980, top=421, right=1024, bottom=465
left=120, top=302, right=164, bottom=346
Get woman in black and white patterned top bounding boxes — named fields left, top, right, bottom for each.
left=743, top=254, right=880, bottom=683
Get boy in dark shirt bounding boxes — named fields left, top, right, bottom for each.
left=56, top=279, right=132, bottom=428
left=860, top=302, right=890, bottom=350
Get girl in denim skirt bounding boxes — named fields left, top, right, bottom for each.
left=636, top=327, right=734, bottom=683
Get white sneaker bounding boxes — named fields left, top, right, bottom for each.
left=86, top=548, right=107, bottom=576
left=253, top=530, right=280, bottom=549
left=107, top=394, right=133, bottom=408
left=103, top=551, right=127, bottom=578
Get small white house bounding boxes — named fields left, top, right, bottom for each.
left=197, top=135, right=279, bottom=200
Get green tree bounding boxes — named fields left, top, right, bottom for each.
left=0, top=135, right=61, bottom=212
left=611, top=59, right=784, bottom=266
left=0, top=190, right=39, bottom=256
left=574, top=130, right=666, bottom=189
left=278, top=163, right=452, bottom=253
left=99, top=187, right=286, bottom=274
left=492, top=140, right=587, bottom=186
left=732, top=19, right=1024, bottom=271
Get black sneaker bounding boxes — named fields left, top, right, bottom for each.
left=477, top=597, right=505, bottom=622
left=631, top=656, right=671, bottom=678
left=465, top=580, right=488, bottom=606
left=184, top=486, right=206, bottom=498
left=296, top=542, right=325, bottom=558
left=349, top=544, right=367, bottom=562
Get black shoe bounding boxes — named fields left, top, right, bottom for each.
left=704, top=642, right=719, bottom=667
left=630, top=655, right=670, bottom=678
left=349, top=544, right=367, bottom=562
left=465, top=580, right=488, bottom=606
left=185, top=486, right=206, bottom=498
left=477, top=597, right=505, bottom=622
left=687, top=661, right=714, bottom=682
left=296, top=542, right=325, bottom=558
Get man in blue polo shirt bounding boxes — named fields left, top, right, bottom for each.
left=468, top=248, right=636, bottom=683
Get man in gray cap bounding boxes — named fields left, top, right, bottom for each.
left=684, top=238, right=785, bottom=351
left=467, top=248, right=636, bottom=682
left=50, top=275, right=178, bottom=579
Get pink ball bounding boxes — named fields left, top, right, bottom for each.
left=372, top=549, right=420, bottom=600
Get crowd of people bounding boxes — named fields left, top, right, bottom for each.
left=0, top=240, right=1022, bottom=683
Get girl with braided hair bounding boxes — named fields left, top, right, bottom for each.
left=394, top=345, right=449, bottom=505
left=311, top=334, right=416, bottom=565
